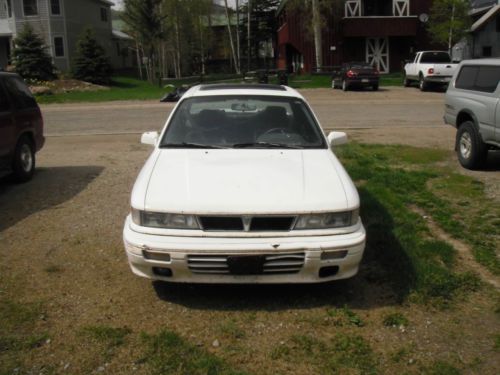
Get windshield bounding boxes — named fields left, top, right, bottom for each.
left=160, top=95, right=327, bottom=149
left=420, top=52, right=451, bottom=64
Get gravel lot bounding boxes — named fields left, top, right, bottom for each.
left=1, top=87, right=499, bottom=374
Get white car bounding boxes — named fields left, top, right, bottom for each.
left=123, top=84, right=366, bottom=283
left=403, top=51, right=458, bottom=91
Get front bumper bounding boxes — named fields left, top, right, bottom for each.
left=123, top=216, right=366, bottom=284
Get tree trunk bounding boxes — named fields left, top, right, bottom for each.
left=199, top=16, right=205, bottom=75
left=236, top=0, right=241, bottom=72
left=247, top=0, right=251, bottom=72
left=223, top=0, right=241, bottom=74
left=312, top=0, right=322, bottom=72
left=135, top=40, right=143, bottom=80
left=174, top=11, right=182, bottom=78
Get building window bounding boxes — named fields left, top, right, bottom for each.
left=101, top=7, right=108, bottom=22
left=23, top=0, right=38, bottom=16
left=482, top=46, right=492, bottom=57
left=54, top=37, right=64, bottom=57
left=51, top=0, right=61, bottom=15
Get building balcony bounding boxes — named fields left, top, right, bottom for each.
left=342, top=16, right=418, bottom=37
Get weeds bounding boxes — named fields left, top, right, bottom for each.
left=140, top=329, right=246, bottom=375
left=80, top=325, right=131, bottom=348
left=326, top=305, right=365, bottom=327
left=383, top=312, right=409, bottom=327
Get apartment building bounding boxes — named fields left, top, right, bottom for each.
left=0, top=0, right=133, bottom=72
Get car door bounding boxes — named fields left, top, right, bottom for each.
left=472, top=65, right=500, bottom=142
left=408, top=53, right=420, bottom=78
left=0, top=79, right=15, bottom=168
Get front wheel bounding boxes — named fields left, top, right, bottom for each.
left=12, top=136, right=35, bottom=183
left=403, top=74, right=411, bottom=87
left=372, top=84, right=379, bottom=91
left=456, top=121, right=487, bottom=170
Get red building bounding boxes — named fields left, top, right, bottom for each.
left=277, top=0, right=441, bottom=73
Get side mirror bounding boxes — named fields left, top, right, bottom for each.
left=141, top=131, right=159, bottom=146
left=327, top=131, right=348, bottom=147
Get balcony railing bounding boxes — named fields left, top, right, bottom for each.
left=345, top=0, right=411, bottom=18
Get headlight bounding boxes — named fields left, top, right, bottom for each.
left=131, top=208, right=199, bottom=229
left=294, top=209, right=359, bottom=230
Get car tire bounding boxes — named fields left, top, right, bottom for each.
left=342, top=80, right=349, bottom=91
left=456, top=121, right=487, bottom=170
left=12, top=136, right=35, bottom=183
left=419, top=75, right=428, bottom=91
left=372, top=84, right=379, bottom=91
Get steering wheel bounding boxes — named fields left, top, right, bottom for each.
left=261, top=127, right=287, bottom=137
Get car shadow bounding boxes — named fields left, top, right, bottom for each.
left=0, top=166, right=104, bottom=232
left=482, top=150, right=500, bottom=171
left=153, top=189, right=415, bottom=311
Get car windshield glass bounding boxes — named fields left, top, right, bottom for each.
left=420, top=52, right=451, bottom=63
left=160, top=95, right=327, bottom=149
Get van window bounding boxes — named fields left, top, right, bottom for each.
left=455, top=66, right=478, bottom=90
left=456, top=65, right=500, bottom=93
left=3, top=77, right=37, bottom=109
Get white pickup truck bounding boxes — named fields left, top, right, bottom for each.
left=403, top=51, right=458, bottom=91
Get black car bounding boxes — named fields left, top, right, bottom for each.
left=0, top=72, right=44, bottom=182
left=332, top=62, right=380, bottom=91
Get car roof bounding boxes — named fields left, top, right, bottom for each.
left=459, top=58, right=500, bottom=66
left=182, top=83, right=305, bottom=100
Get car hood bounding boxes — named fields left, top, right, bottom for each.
left=138, top=149, right=357, bottom=214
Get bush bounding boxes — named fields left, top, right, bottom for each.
left=12, top=24, right=56, bottom=81
left=73, top=28, right=112, bottom=85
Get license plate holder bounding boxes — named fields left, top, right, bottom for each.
left=227, top=255, right=265, bottom=275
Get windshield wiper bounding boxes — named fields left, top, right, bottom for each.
left=232, top=142, right=303, bottom=149
left=160, top=142, right=227, bottom=149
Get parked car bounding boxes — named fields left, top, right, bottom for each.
left=160, top=85, right=189, bottom=102
left=124, top=83, right=366, bottom=283
left=332, top=62, right=380, bottom=91
left=0, top=72, right=44, bottom=182
left=444, top=59, right=500, bottom=169
left=403, top=51, right=458, bottom=91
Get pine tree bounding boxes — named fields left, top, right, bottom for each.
left=73, top=28, right=112, bottom=85
left=12, top=24, right=56, bottom=81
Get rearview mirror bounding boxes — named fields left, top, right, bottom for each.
left=327, top=131, right=348, bottom=147
left=141, top=131, right=159, bottom=146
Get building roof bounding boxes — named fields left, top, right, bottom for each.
left=471, top=4, right=500, bottom=31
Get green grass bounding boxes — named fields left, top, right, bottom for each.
left=277, top=333, right=378, bottom=374
left=140, top=329, right=246, bottom=375
left=420, top=361, right=461, bottom=375
left=0, top=299, right=47, bottom=374
left=337, top=143, right=490, bottom=306
left=326, top=305, right=365, bottom=327
left=383, top=312, right=409, bottom=327
left=80, top=325, right=131, bottom=348
left=35, top=72, right=405, bottom=104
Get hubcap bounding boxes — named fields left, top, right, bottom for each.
left=20, top=144, right=33, bottom=172
left=460, top=132, right=472, bottom=159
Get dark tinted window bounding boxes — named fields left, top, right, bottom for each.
left=3, top=77, right=37, bottom=109
left=54, top=37, right=64, bottom=57
left=51, top=0, right=60, bottom=15
left=456, top=66, right=479, bottom=90
left=420, top=52, right=451, bottom=63
left=475, top=66, right=500, bottom=93
left=0, top=83, right=11, bottom=112
left=23, top=0, right=38, bottom=16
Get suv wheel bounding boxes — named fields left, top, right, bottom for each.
left=12, top=136, right=35, bottom=183
left=342, top=80, right=349, bottom=91
left=456, top=121, right=487, bottom=170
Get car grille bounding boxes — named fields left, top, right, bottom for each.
left=198, top=216, right=296, bottom=232
left=187, top=252, right=305, bottom=275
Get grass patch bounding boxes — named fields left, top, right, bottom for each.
left=337, top=143, right=485, bottom=306
left=282, top=333, right=378, bottom=374
left=79, top=325, right=131, bottom=362
left=494, top=334, right=500, bottom=350
left=217, top=319, right=246, bottom=340
left=0, top=299, right=47, bottom=374
left=326, top=305, right=365, bottom=327
left=420, top=360, right=461, bottom=375
left=383, top=312, right=409, bottom=327
left=140, top=329, right=246, bottom=375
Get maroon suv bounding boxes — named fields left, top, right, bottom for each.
left=0, top=72, right=44, bottom=182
